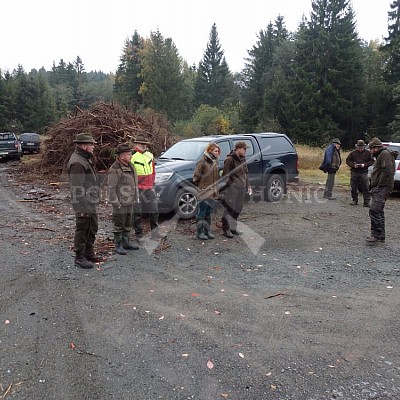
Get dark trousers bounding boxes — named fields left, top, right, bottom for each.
left=74, top=212, right=98, bottom=257
left=112, top=205, right=133, bottom=233
left=221, top=187, right=245, bottom=231
left=369, top=186, right=390, bottom=240
left=196, top=199, right=215, bottom=220
left=133, top=188, right=159, bottom=237
left=324, top=168, right=337, bottom=198
left=350, top=171, right=370, bottom=203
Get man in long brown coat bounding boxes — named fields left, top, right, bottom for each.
left=108, top=144, right=139, bottom=254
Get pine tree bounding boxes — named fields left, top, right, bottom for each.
left=194, top=23, right=235, bottom=108
left=114, top=31, right=144, bottom=109
left=140, top=30, right=189, bottom=121
left=284, top=0, right=364, bottom=146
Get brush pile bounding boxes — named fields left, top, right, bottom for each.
left=40, top=102, right=174, bottom=174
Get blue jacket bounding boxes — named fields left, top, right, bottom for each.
left=319, top=144, right=340, bottom=173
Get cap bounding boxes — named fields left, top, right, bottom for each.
left=368, top=137, right=383, bottom=148
left=116, top=143, right=132, bottom=154
left=135, top=134, right=151, bottom=145
left=355, top=139, right=366, bottom=148
left=235, top=141, right=250, bottom=150
left=73, top=133, right=97, bottom=144
left=332, top=138, right=341, bottom=145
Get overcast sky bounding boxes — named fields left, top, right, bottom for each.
left=0, top=0, right=392, bottom=74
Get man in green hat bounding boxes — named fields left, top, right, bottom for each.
left=345, top=139, right=374, bottom=207
left=108, top=143, right=139, bottom=254
left=67, top=132, right=104, bottom=269
left=366, top=137, right=396, bottom=246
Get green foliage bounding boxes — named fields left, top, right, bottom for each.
left=194, top=24, right=236, bottom=108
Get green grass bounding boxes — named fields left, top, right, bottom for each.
left=297, top=144, right=350, bottom=187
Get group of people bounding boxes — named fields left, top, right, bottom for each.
left=67, top=133, right=164, bottom=269
left=321, top=137, right=396, bottom=246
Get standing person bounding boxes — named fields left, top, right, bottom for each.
left=345, top=139, right=374, bottom=207
left=319, top=138, right=342, bottom=200
left=67, top=133, right=103, bottom=269
left=130, top=134, right=166, bottom=241
left=366, top=137, right=396, bottom=246
left=108, top=144, right=139, bottom=255
left=221, top=141, right=251, bottom=238
left=193, top=143, right=221, bottom=240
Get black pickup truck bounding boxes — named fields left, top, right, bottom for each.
left=0, top=132, right=22, bottom=160
left=155, top=133, right=298, bottom=219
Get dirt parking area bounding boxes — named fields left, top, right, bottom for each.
left=1, top=161, right=400, bottom=400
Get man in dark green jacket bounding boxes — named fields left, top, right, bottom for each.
left=67, top=133, right=102, bottom=269
left=366, top=138, right=396, bottom=246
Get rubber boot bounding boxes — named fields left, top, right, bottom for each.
left=122, top=232, right=139, bottom=250
left=196, top=218, right=208, bottom=240
left=114, top=233, right=127, bottom=255
left=204, top=216, right=215, bottom=239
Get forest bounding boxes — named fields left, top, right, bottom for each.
left=1, top=0, right=400, bottom=149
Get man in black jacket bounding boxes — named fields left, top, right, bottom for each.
left=345, top=140, right=374, bottom=207
left=366, top=138, right=396, bottom=246
left=67, top=133, right=103, bottom=269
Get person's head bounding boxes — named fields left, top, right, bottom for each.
left=332, top=138, right=341, bottom=149
left=116, top=143, right=132, bottom=164
left=73, top=132, right=97, bottom=154
left=355, top=139, right=366, bottom=152
left=206, top=143, right=220, bottom=158
left=134, top=134, right=151, bottom=151
left=368, top=137, right=383, bottom=154
left=234, top=141, right=249, bottom=157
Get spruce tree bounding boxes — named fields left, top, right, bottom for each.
left=194, top=23, right=235, bottom=108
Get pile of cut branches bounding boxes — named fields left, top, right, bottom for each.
left=39, top=102, right=174, bottom=175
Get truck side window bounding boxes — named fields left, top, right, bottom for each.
left=217, top=141, right=231, bottom=160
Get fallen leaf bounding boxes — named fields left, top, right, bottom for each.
left=239, top=353, right=244, bottom=358
left=215, top=310, right=221, bottom=315
left=182, top=354, right=189, bottom=357
left=180, top=313, right=186, bottom=318
left=284, top=311, right=291, bottom=315
left=328, top=365, right=336, bottom=368
left=159, top=315, right=165, bottom=320
left=192, top=293, right=200, bottom=297
left=207, top=360, right=214, bottom=369
left=271, top=384, right=277, bottom=390
left=221, top=394, right=229, bottom=398
left=4, top=320, right=10, bottom=325
left=266, top=372, right=272, bottom=376
left=69, top=342, right=76, bottom=349
left=242, top=294, right=249, bottom=297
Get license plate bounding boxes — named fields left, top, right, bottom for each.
left=27, top=143, right=34, bottom=145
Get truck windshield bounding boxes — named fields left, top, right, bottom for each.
left=159, top=141, right=207, bottom=161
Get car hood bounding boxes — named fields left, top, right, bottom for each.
left=155, top=159, right=196, bottom=174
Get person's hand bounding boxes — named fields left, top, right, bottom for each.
left=248, top=187, right=253, bottom=196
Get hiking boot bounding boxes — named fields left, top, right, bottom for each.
left=365, top=236, right=384, bottom=246
left=231, top=229, right=243, bottom=235
left=350, top=200, right=358, bottom=206
left=75, top=256, right=94, bottom=269
left=85, top=254, right=106, bottom=263
left=223, top=230, right=234, bottom=238
left=363, top=201, right=370, bottom=208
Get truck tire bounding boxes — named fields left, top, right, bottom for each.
left=174, top=186, right=198, bottom=219
left=265, top=174, right=285, bottom=202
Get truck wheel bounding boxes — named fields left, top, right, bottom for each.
left=265, top=174, right=284, bottom=202
left=174, top=187, right=198, bottom=219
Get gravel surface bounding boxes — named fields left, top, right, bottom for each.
left=1, top=161, right=400, bottom=400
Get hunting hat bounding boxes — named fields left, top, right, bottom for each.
left=73, top=132, right=97, bottom=144
left=368, top=137, right=383, bottom=148
left=134, top=134, right=151, bottom=145
left=235, top=141, right=250, bottom=150
left=355, top=139, right=366, bottom=148
left=332, top=138, right=341, bottom=145
left=116, top=143, right=132, bottom=154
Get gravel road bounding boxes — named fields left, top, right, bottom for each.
left=1, top=161, right=400, bottom=400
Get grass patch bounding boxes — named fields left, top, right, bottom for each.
left=296, top=144, right=350, bottom=186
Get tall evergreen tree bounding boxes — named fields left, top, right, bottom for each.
left=140, top=30, right=189, bottom=121
left=114, top=31, right=144, bottom=109
left=241, top=17, right=289, bottom=132
left=284, top=0, right=364, bottom=146
left=194, top=23, right=235, bottom=108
